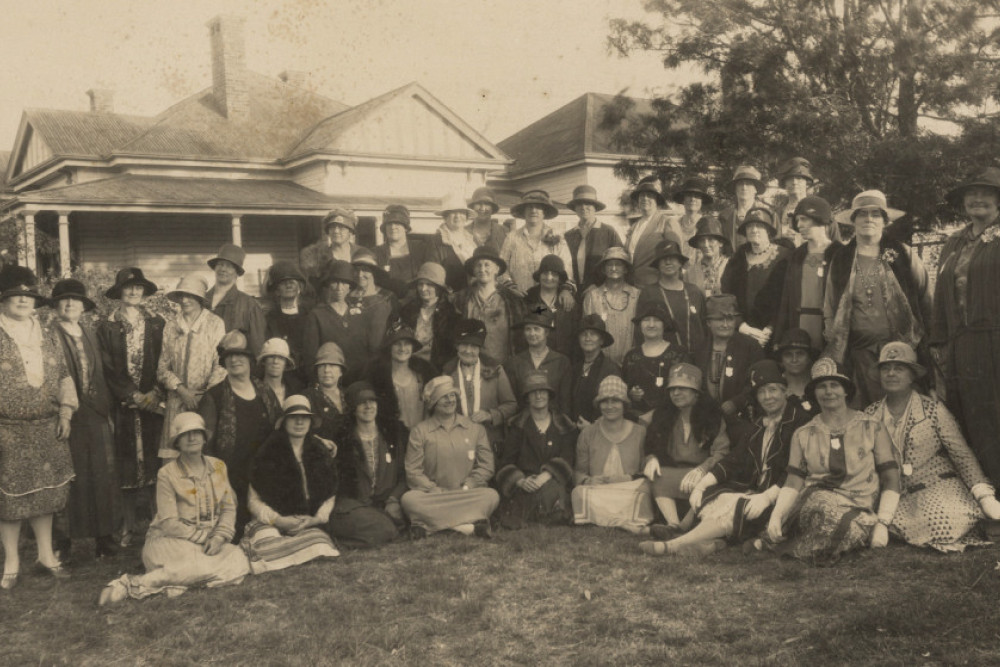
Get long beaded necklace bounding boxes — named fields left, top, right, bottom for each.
left=856, top=255, right=881, bottom=308
left=658, top=283, right=691, bottom=349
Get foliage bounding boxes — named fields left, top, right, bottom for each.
left=606, top=0, right=1000, bottom=227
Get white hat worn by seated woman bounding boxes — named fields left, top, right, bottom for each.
left=423, top=376, right=459, bottom=410
left=168, top=412, right=208, bottom=449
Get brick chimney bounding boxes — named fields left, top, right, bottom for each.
left=279, top=70, right=309, bottom=89
left=207, top=15, right=248, bottom=120
left=87, top=89, right=114, bottom=113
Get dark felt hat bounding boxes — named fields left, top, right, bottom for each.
left=945, top=167, right=1000, bottom=209
left=577, top=313, right=614, bottom=348
left=521, top=370, right=555, bottom=399
left=382, top=321, right=424, bottom=352
left=105, top=267, right=158, bottom=300
left=512, top=310, right=555, bottom=331
left=632, top=301, right=676, bottom=331
left=464, top=245, right=508, bottom=276
left=688, top=217, right=732, bottom=253
left=0, top=265, right=45, bottom=305
left=323, top=208, right=358, bottom=233
left=629, top=180, right=667, bottom=207
left=738, top=207, right=778, bottom=238
left=705, top=294, right=740, bottom=319
left=381, top=204, right=411, bottom=232
left=777, top=157, right=815, bottom=184
left=791, top=196, right=834, bottom=230
left=217, top=330, right=254, bottom=363
left=651, top=239, right=689, bottom=266
left=671, top=177, right=714, bottom=207
left=50, top=278, right=96, bottom=312
left=344, top=381, right=379, bottom=412
left=207, top=243, right=246, bottom=276
left=266, top=261, right=307, bottom=292
left=319, top=260, right=359, bottom=289
left=773, top=328, right=817, bottom=357
left=730, top=165, right=765, bottom=195
left=511, top=190, right=559, bottom=220
left=351, top=247, right=389, bottom=281
left=567, top=184, right=606, bottom=212
left=455, top=318, right=487, bottom=347
left=532, top=254, right=568, bottom=284
left=468, top=186, right=500, bottom=214
left=749, top=359, right=787, bottom=391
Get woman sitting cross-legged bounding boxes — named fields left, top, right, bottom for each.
left=241, top=396, right=341, bottom=574
left=865, top=342, right=1000, bottom=551
left=640, top=360, right=810, bottom=556
left=641, top=363, right=729, bottom=535
left=328, top=382, right=408, bottom=548
left=496, top=371, right=577, bottom=529
left=400, top=376, right=499, bottom=538
left=571, top=376, right=654, bottom=533
left=99, top=413, right=250, bottom=605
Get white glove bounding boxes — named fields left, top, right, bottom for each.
left=973, top=484, right=1000, bottom=520
left=870, top=522, right=889, bottom=548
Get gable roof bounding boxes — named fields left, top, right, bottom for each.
left=288, top=82, right=508, bottom=163
left=497, top=92, right=657, bottom=176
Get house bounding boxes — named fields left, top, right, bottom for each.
left=1, top=15, right=510, bottom=291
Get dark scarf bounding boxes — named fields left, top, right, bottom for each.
left=251, top=429, right=339, bottom=517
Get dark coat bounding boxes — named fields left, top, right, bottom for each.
left=365, top=354, right=438, bottom=424
left=374, top=238, right=432, bottom=297
left=765, top=242, right=840, bottom=348
left=399, top=297, right=460, bottom=372
left=721, top=243, right=793, bottom=328
left=563, top=222, right=623, bottom=290
left=334, top=417, right=408, bottom=507
left=570, top=351, right=621, bottom=423
left=694, top=332, right=763, bottom=406
left=205, top=285, right=267, bottom=355
left=427, top=235, right=470, bottom=293
left=251, top=430, right=339, bottom=517
left=496, top=410, right=577, bottom=497
left=504, top=348, right=573, bottom=415
left=302, top=385, right=345, bottom=442
left=452, top=284, right=528, bottom=358
left=55, top=323, right=112, bottom=418
left=525, top=285, right=580, bottom=360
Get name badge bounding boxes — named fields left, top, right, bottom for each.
left=725, top=367, right=734, bottom=378
left=547, top=440, right=553, bottom=448
left=830, top=436, right=842, bottom=451
left=902, top=463, right=913, bottom=477
left=801, top=400, right=812, bottom=412
left=817, top=266, right=824, bottom=278
left=655, top=377, right=664, bottom=387
left=467, top=449, right=475, bottom=461
left=689, top=305, right=697, bottom=314
left=385, top=452, right=392, bottom=464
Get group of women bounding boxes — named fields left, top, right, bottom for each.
left=2, top=166, right=1000, bottom=604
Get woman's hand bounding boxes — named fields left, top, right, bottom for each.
left=385, top=499, right=404, bottom=521
left=56, top=417, right=71, bottom=441
left=743, top=493, right=772, bottom=520
left=175, top=385, right=199, bottom=410
left=575, top=416, right=592, bottom=430
left=557, top=290, right=576, bottom=311
left=689, top=487, right=704, bottom=512
left=315, top=437, right=337, bottom=457
left=203, top=534, right=227, bottom=556
left=643, top=458, right=661, bottom=481
left=720, top=400, right=737, bottom=416
left=680, top=468, right=705, bottom=495
left=470, top=410, right=492, bottom=424
left=273, top=516, right=306, bottom=534
left=629, top=385, right=645, bottom=402
left=521, top=475, right=540, bottom=492
left=767, top=514, right=784, bottom=542
left=870, top=522, right=889, bottom=548
left=981, top=496, right=1000, bottom=520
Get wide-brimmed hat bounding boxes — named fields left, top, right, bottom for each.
left=217, top=330, right=254, bottom=364
left=629, top=180, right=667, bottom=207
left=511, top=190, right=559, bottom=219
left=688, top=217, right=732, bottom=253
left=877, top=341, right=926, bottom=378
left=105, top=267, right=157, bottom=300
left=773, top=328, right=817, bottom=358
left=593, top=375, right=629, bottom=406
left=672, top=177, right=714, bottom=207
left=705, top=294, right=740, bottom=319
left=738, top=207, right=778, bottom=238
left=632, top=301, right=676, bottom=331
left=0, top=265, right=45, bottom=305
left=791, top=196, right=834, bottom=231
left=351, top=247, right=389, bottom=281
left=345, top=381, right=379, bottom=413
left=730, top=165, right=765, bottom=195
left=749, top=359, right=787, bottom=391
left=319, top=260, right=359, bottom=289
left=423, top=376, right=459, bottom=410
left=577, top=313, right=614, bottom=348
left=805, top=357, right=855, bottom=403
left=382, top=321, right=424, bottom=352
left=323, top=208, right=357, bottom=233
left=532, top=254, right=568, bottom=284
left=521, top=370, right=555, bottom=399
left=207, top=243, right=246, bottom=276
left=50, top=278, right=96, bottom=312
left=167, top=274, right=209, bottom=307
left=468, top=186, right=500, bottom=214
left=464, top=245, right=508, bottom=276
left=455, top=318, right=487, bottom=348
left=258, top=337, right=295, bottom=369
left=945, top=167, right=1000, bottom=209
left=381, top=204, right=411, bottom=232
left=314, top=342, right=345, bottom=369
left=437, top=193, right=475, bottom=218
left=594, top=246, right=632, bottom=276
left=168, top=412, right=207, bottom=449
left=834, top=190, right=905, bottom=226
left=409, top=262, right=450, bottom=294
left=512, top=310, right=556, bottom=331
left=776, top=157, right=814, bottom=185
left=651, top=239, right=689, bottom=267
left=266, top=261, right=307, bottom=292
left=667, top=363, right=702, bottom=392
left=275, top=394, right=321, bottom=430
left=566, top=184, right=606, bottom=212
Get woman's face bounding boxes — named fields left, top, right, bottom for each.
left=264, top=355, right=287, bottom=379
left=656, top=256, right=682, bottom=279
left=780, top=348, right=811, bottom=375
left=433, top=392, right=458, bottom=417
left=963, top=186, right=1000, bottom=221
left=879, top=362, right=915, bottom=395
left=640, top=316, right=664, bottom=341
left=224, top=353, right=251, bottom=379
left=522, top=204, right=544, bottom=226
left=734, top=181, right=757, bottom=202
left=472, top=202, right=493, bottom=220
left=538, top=270, right=561, bottom=290
left=316, top=363, right=342, bottom=388
left=417, top=282, right=439, bottom=305
left=745, top=223, right=770, bottom=249
left=457, top=343, right=480, bottom=366
left=473, top=259, right=499, bottom=285
left=528, top=388, right=550, bottom=411
left=669, top=386, right=698, bottom=409
left=575, top=203, right=597, bottom=225
left=276, top=279, right=301, bottom=301
left=2, top=294, right=36, bottom=320
left=578, top=329, right=602, bottom=354
left=355, top=399, right=378, bottom=423
left=326, top=280, right=353, bottom=303
left=603, top=259, right=627, bottom=281
left=176, top=429, right=206, bottom=456
left=385, top=222, right=407, bottom=243
left=213, top=260, right=239, bottom=287
left=122, top=284, right=145, bottom=307
left=179, top=295, right=201, bottom=316
left=56, top=297, right=85, bottom=323
left=815, top=379, right=848, bottom=411
left=599, top=398, right=625, bottom=421
left=756, top=383, right=788, bottom=417
left=852, top=207, right=885, bottom=240
left=391, top=339, right=413, bottom=363
left=683, top=194, right=703, bottom=214
left=707, top=315, right=737, bottom=340
left=284, top=414, right=312, bottom=439
left=637, top=193, right=658, bottom=215
left=328, top=223, right=351, bottom=245
left=784, top=176, right=809, bottom=199
left=523, top=324, right=548, bottom=348
left=444, top=211, right=467, bottom=231
left=698, top=238, right=722, bottom=259
left=355, top=268, right=374, bottom=292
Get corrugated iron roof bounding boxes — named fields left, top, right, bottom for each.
left=22, top=109, right=154, bottom=157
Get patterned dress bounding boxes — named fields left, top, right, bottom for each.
left=581, top=283, right=640, bottom=365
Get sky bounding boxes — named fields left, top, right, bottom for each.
left=0, top=0, right=692, bottom=150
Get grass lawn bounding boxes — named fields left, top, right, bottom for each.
left=2, top=526, right=999, bottom=666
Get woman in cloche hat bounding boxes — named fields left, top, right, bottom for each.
left=866, top=341, right=1000, bottom=550
left=302, top=259, right=374, bottom=383
left=374, top=204, right=431, bottom=291
left=580, top=246, right=641, bottom=366
left=501, top=189, right=574, bottom=293
left=524, top=254, right=580, bottom=359
left=669, top=176, right=714, bottom=263
left=365, top=321, right=436, bottom=431
left=98, top=267, right=165, bottom=547
left=398, top=262, right=459, bottom=371
left=428, top=192, right=480, bottom=293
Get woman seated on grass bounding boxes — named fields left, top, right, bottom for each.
left=765, top=358, right=900, bottom=564
left=401, top=376, right=499, bottom=538
left=642, top=363, right=729, bottom=534
left=241, top=396, right=341, bottom=574
left=865, top=342, right=1000, bottom=551
left=572, top=376, right=653, bottom=533
left=496, top=371, right=577, bottom=529
left=640, top=360, right=810, bottom=556
left=99, top=413, right=250, bottom=605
